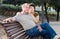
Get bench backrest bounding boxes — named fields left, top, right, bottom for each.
left=0, top=21, right=43, bottom=39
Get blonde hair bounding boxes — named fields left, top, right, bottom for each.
left=21, top=3, right=29, bottom=9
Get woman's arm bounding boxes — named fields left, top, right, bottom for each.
left=30, top=14, right=39, bottom=24
left=30, top=14, right=43, bottom=32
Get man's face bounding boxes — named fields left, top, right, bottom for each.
left=23, top=4, right=29, bottom=13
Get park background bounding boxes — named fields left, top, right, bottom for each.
left=0, top=0, right=60, bottom=39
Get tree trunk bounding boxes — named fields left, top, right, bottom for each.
left=56, top=8, right=59, bottom=21
left=41, top=2, right=45, bottom=23
left=44, top=3, right=49, bottom=23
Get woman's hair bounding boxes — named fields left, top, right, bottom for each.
left=29, top=3, right=35, bottom=9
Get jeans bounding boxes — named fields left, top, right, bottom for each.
left=26, top=22, right=57, bottom=39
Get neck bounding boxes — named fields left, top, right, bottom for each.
left=21, top=11, right=28, bottom=14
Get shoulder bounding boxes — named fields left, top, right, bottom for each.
left=34, top=12, right=39, bottom=17
left=16, top=12, right=21, bottom=16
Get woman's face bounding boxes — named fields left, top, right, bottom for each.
left=29, top=6, right=34, bottom=13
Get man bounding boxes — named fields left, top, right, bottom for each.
left=3, top=3, right=29, bottom=23
left=3, top=3, right=60, bottom=39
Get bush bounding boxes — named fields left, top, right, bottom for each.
left=0, top=4, right=22, bottom=11
left=0, top=4, right=22, bottom=16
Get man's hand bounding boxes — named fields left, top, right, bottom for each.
left=3, top=17, right=12, bottom=23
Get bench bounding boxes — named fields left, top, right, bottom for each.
left=0, top=21, right=44, bottom=39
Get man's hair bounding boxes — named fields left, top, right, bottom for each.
left=29, top=3, right=35, bottom=9
left=21, top=3, right=29, bottom=9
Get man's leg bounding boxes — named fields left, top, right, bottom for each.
left=26, top=26, right=41, bottom=37
left=43, top=33, right=52, bottom=39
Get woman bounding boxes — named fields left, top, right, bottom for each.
left=26, top=3, right=60, bottom=39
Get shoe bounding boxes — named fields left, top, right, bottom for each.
left=53, top=35, right=60, bottom=39
left=58, top=37, right=60, bottom=39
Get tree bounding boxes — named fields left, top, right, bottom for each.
left=49, top=0, right=60, bottom=21
left=3, top=0, right=41, bottom=6
left=40, top=0, right=60, bottom=21
left=40, top=0, right=51, bottom=22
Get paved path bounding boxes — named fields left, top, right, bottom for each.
left=50, top=22, right=60, bottom=35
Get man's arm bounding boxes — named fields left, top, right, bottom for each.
left=3, top=12, right=21, bottom=23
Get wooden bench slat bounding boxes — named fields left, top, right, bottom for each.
left=14, top=34, right=27, bottom=39
left=11, top=30, right=25, bottom=38
left=14, top=32, right=26, bottom=39
left=21, top=34, right=27, bottom=39
left=9, top=28, right=23, bottom=36
left=25, top=35, right=29, bottom=39
left=5, top=26, right=19, bottom=30
left=7, top=28, right=23, bottom=32
left=3, top=23, right=19, bottom=27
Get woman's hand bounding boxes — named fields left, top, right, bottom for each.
left=29, top=12, right=33, bottom=15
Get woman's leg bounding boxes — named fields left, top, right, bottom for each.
left=40, top=22, right=57, bottom=38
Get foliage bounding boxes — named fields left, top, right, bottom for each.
left=3, top=0, right=41, bottom=6
left=0, top=4, right=22, bottom=11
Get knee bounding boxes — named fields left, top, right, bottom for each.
left=40, top=22, right=48, bottom=26
left=40, top=22, right=48, bottom=25
left=43, top=22, right=50, bottom=26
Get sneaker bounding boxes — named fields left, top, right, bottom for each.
left=53, top=35, right=60, bottom=39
